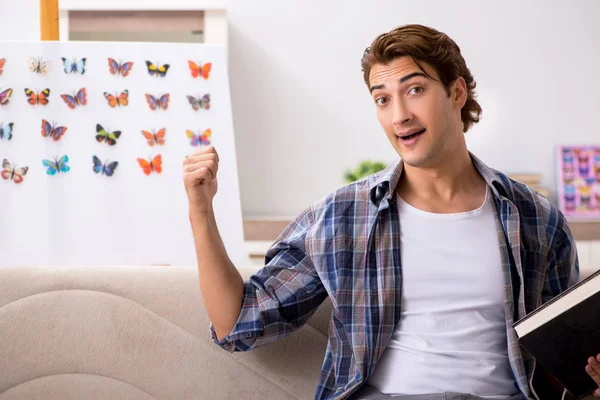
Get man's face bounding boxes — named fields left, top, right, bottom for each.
left=369, top=56, right=466, bottom=168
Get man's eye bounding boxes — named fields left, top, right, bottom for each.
left=375, top=97, right=388, bottom=106
left=409, top=87, right=424, bottom=95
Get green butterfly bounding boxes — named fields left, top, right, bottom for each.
left=95, top=124, right=121, bottom=146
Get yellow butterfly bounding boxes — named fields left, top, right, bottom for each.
left=145, top=61, right=169, bottom=78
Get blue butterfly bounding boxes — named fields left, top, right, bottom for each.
left=42, top=155, right=70, bottom=175
left=0, top=122, right=14, bottom=140
left=92, top=155, right=118, bottom=177
left=60, top=88, right=87, bottom=109
left=145, top=93, right=169, bottom=111
left=108, top=58, right=134, bottom=77
left=62, top=57, right=86, bottom=75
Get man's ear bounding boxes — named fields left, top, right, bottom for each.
left=452, top=77, right=468, bottom=110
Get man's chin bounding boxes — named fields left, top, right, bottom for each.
left=398, top=151, right=433, bottom=169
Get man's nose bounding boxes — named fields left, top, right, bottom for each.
left=392, top=100, right=412, bottom=126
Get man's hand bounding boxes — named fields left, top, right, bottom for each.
left=183, top=145, right=219, bottom=215
left=585, top=353, right=600, bottom=397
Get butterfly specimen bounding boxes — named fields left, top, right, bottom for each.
left=24, top=88, right=50, bottom=105
left=141, top=128, right=166, bottom=146
left=62, top=57, right=86, bottom=74
left=42, top=155, right=70, bottom=175
left=145, top=93, right=169, bottom=111
left=0, top=58, right=5, bottom=75
left=0, top=88, right=13, bottom=105
left=0, top=122, right=14, bottom=140
left=188, top=61, right=211, bottom=79
left=92, top=156, right=118, bottom=177
left=96, top=124, right=121, bottom=146
left=108, top=58, right=134, bottom=77
left=29, top=56, right=50, bottom=74
left=186, top=129, right=212, bottom=147
left=1, top=159, right=28, bottom=184
left=145, top=61, right=169, bottom=77
left=186, top=93, right=210, bottom=111
left=41, top=119, right=67, bottom=141
left=60, top=88, right=87, bottom=109
left=137, top=154, right=162, bottom=175
left=104, top=90, right=129, bottom=107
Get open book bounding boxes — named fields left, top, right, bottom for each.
left=513, top=269, right=600, bottom=398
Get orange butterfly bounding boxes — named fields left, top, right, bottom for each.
left=0, top=58, right=5, bottom=75
left=141, top=128, right=166, bottom=146
left=25, top=88, right=50, bottom=105
left=137, top=154, right=162, bottom=175
left=104, top=90, right=129, bottom=107
left=188, top=61, right=211, bottom=79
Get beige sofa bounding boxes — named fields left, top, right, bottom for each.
left=0, top=265, right=333, bottom=400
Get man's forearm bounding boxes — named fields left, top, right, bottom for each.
left=190, top=208, right=244, bottom=341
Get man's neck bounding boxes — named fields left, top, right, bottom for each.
left=396, top=149, right=487, bottom=214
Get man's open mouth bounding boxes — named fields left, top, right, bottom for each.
left=401, top=129, right=426, bottom=140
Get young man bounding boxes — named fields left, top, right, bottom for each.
left=184, top=24, right=600, bottom=400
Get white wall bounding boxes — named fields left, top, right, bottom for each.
left=0, top=0, right=39, bottom=40
left=227, top=0, right=600, bottom=217
left=4, top=0, right=600, bottom=218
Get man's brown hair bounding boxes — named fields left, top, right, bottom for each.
left=361, top=24, right=482, bottom=133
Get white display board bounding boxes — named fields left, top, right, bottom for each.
left=0, top=41, right=246, bottom=267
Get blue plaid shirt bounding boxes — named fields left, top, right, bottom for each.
left=210, top=152, right=579, bottom=399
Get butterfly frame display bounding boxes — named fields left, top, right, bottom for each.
left=556, top=145, right=600, bottom=219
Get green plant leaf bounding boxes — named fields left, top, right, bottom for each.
left=344, top=160, right=387, bottom=183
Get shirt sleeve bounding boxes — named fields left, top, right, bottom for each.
left=209, top=206, right=329, bottom=352
left=541, top=208, right=580, bottom=303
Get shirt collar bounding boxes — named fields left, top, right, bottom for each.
left=368, top=151, right=509, bottom=207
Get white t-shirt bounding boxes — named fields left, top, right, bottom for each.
left=366, top=187, right=519, bottom=398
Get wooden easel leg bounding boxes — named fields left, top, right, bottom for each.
left=40, top=0, right=60, bottom=40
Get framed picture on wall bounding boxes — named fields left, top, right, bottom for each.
left=556, top=145, right=600, bottom=220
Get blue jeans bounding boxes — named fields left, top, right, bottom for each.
left=347, top=383, right=527, bottom=400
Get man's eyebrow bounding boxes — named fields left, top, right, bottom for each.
left=369, top=84, right=385, bottom=93
left=399, top=72, right=429, bottom=83
left=369, top=72, right=430, bottom=93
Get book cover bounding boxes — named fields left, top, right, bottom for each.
left=514, top=270, right=600, bottom=398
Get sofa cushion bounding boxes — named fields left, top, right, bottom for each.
left=0, top=265, right=332, bottom=399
